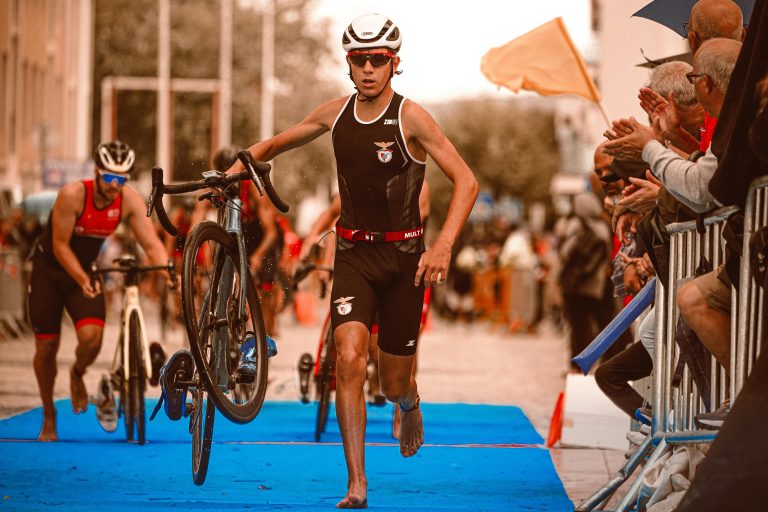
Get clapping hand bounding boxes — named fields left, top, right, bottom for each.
left=603, top=118, right=658, bottom=161
left=618, top=170, right=661, bottom=215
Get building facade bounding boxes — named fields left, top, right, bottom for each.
left=0, top=0, right=93, bottom=198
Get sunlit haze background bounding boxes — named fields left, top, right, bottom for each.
left=309, top=0, right=592, bottom=103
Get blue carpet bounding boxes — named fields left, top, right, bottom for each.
left=0, top=401, right=572, bottom=511
left=0, top=400, right=544, bottom=445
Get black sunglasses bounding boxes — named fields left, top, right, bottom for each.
left=347, top=51, right=394, bottom=68
left=685, top=72, right=707, bottom=84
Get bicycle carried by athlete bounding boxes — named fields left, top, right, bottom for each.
left=90, top=255, right=177, bottom=444
left=147, top=151, right=288, bottom=484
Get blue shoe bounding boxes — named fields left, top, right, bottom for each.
left=238, top=333, right=278, bottom=383
left=266, top=335, right=278, bottom=358
left=634, top=407, right=652, bottom=427
left=150, top=350, right=194, bottom=421
left=237, top=334, right=259, bottom=383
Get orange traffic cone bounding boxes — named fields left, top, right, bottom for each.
left=546, top=391, right=565, bottom=447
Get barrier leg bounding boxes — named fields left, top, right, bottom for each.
left=574, top=435, right=653, bottom=511
left=613, top=439, right=669, bottom=512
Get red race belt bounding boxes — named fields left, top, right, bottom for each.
left=336, top=225, right=424, bottom=243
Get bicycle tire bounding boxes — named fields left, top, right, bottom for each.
left=191, top=382, right=215, bottom=485
left=159, top=280, right=170, bottom=342
left=182, top=221, right=268, bottom=424
left=315, top=365, right=332, bottom=442
left=120, top=361, right=132, bottom=442
left=314, top=325, right=334, bottom=442
left=129, top=312, right=146, bottom=444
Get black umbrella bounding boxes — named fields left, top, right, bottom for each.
left=633, top=0, right=755, bottom=37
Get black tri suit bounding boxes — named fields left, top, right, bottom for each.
left=330, top=92, right=426, bottom=356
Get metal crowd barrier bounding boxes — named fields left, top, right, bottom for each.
left=578, top=179, right=768, bottom=510
left=577, top=206, right=739, bottom=511
left=0, top=247, right=30, bottom=340
left=735, top=175, right=768, bottom=396
left=651, top=206, right=738, bottom=445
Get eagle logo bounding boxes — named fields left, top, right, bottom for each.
left=334, top=296, right=355, bottom=316
left=374, top=141, right=394, bottom=163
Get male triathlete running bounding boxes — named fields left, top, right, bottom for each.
left=227, top=14, right=478, bottom=508
left=29, top=141, right=171, bottom=442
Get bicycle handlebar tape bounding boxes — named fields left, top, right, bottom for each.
left=236, top=151, right=289, bottom=214
left=150, top=167, right=179, bottom=237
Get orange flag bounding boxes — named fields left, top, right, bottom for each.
left=481, top=17, right=601, bottom=103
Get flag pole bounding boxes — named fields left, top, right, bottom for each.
left=596, top=100, right=611, bottom=129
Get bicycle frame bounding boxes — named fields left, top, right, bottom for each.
left=109, top=272, right=151, bottom=387
left=199, top=193, right=250, bottom=392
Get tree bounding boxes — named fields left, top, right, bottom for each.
left=425, top=97, right=559, bottom=228
left=92, top=0, right=341, bottom=206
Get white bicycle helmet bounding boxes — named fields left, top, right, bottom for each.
left=342, top=13, right=401, bottom=53
left=93, top=140, right=135, bottom=173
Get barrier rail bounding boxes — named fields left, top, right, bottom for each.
left=0, top=247, right=29, bottom=340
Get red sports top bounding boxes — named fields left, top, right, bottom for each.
left=36, top=179, right=123, bottom=272
left=74, top=180, right=123, bottom=238
left=700, top=113, right=718, bottom=152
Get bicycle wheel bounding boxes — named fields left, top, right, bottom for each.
left=118, top=335, right=133, bottom=442
left=128, top=312, right=146, bottom=444
left=182, top=221, right=268, bottom=424
left=315, top=326, right=335, bottom=442
left=191, top=377, right=215, bottom=486
left=159, top=280, right=170, bottom=341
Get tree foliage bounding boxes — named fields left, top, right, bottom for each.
left=425, top=97, right=559, bottom=227
left=92, top=0, right=342, bottom=205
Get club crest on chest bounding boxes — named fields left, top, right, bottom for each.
left=374, top=141, right=394, bottom=164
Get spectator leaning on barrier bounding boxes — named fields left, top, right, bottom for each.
left=590, top=141, right=654, bottom=422
left=591, top=142, right=637, bottom=361
left=607, top=0, right=745, bottom=249
left=594, top=23, right=741, bottom=424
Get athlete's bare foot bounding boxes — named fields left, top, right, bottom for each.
left=70, top=366, right=88, bottom=414
left=37, top=411, right=58, bottom=442
left=399, top=405, right=424, bottom=457
left=336, top=481, right=367, bottom=509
